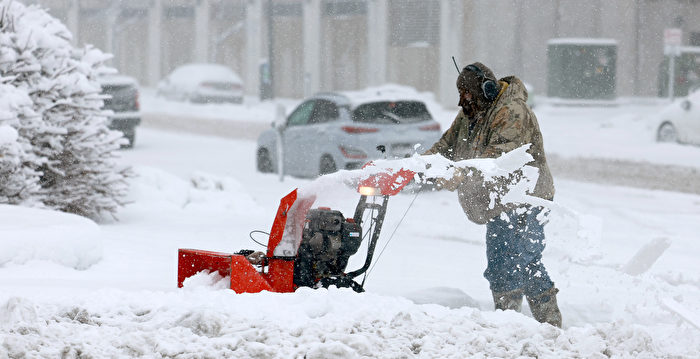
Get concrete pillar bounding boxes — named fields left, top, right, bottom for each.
left=66, top=0, right=79, bottom=44
left=194, top=0, right=210, bottom=62
left=105, top=8, right=116, bottom=60
left=245, top=0, right=263, bottom=97
left=438, top=0, right=463, bottom=107
left=148, top=0, right=162, bottom=86
left=303, top=0, right=321, bottom=97
left=367, top=0, right=387, bottom=86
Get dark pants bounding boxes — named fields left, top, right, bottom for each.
left=483, top=206, right=554, bottom=297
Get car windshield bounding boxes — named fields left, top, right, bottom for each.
left=352, top=101, right=432, bottom=124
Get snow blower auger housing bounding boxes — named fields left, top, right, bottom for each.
left=177, top=166, right=416, bottom=293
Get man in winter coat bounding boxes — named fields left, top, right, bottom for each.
left=424, top=62, right=562, bottom=327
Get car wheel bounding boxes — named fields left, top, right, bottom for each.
left=123, top=132, right=135, bottom=149
left=257, top=148, right=274, bottom=173
left=319, top=155, right=337, bottom=176
left=657, top=122, right=678, bottom=143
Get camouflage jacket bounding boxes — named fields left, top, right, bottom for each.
left=425, top=76, right=554, bottom=223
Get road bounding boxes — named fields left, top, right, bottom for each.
left=141, top=112, right=700, bottom=195
left=548, top=155, right=700, bottom=195
left=142, top=112, right=269, bottom=141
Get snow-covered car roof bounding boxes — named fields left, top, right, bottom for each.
left=166, top=63, right=243, bottom=87
left=97, top=74, right=138, bottom=87
left=314, top=84, right=428, bottom=109
left=653, top=87, right=700, bottom=121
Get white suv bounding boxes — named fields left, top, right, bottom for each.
left=256, top=85, right=442, bottom=177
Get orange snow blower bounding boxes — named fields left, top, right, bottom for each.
left=177, top=166, right=416, bottom=293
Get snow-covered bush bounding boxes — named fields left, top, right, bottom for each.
left=0, top=0, right=130, bottom=219
left=0, top=81, right=41, bottom=205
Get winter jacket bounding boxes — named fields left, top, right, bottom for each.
left=425, top=76, right=554, bottom=224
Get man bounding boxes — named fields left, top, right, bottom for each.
left=424, top=62, right=562, bottom=327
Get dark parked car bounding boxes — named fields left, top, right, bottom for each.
left=256, top=85, right=442, bottom=177
left=99, top=75, right=141, bottom=148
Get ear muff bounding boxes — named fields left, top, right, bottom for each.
left=481, top=79, right=499, bottom=101
left=464, top=64, right=499, bottom=102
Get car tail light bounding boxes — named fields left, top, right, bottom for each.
left=135, top=91, right=140, bottom=111
left=341, top=126, right=379, bottom=134
left=339, top=146, right=368, bottom=159
left=419, top=123, right=441, bottom=131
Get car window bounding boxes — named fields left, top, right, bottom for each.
left=352, top=101, right=432, bottom=124
left=309, top=99, right=339, bottom=124
left=287, top=101, right=315, bottom=126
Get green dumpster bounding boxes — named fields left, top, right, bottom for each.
left=547, top=38, right=617, bottom=100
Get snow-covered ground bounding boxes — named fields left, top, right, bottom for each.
left=1, top=91, right=700, bottom=358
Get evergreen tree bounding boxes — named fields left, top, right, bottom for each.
left=0, top=1, right=130, bottom=219
left=0, top=81, right=42, bottom=204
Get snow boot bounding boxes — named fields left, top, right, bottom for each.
left=492, top=289, right=524, bottom=312
left=527, top=287, right=562, bottom=328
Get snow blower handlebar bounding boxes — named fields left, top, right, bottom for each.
left=345, top=194, right=389, bottom=280
left=344, top=166, right=415, bottom=280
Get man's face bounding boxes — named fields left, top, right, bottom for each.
left=458, top=88, right=475, bottom=116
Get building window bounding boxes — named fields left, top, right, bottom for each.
left=690, top=32, right=700, bottom=47
left=389, top=0, right=439, bottom=47
left=272, top=3, right=302, bottom=17
left=323, top=0, right=367, bottom=17
left=164, top=5, right=194, bottom=19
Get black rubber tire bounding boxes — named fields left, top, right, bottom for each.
left=117, top=130, right=135, bottom=149
left=319, top=155, right=337, bottom=176
left=657, top=122, right=678, bottom=143
left=257, top=148, right=274, bottom=173
left=124, top=132, right=135, bottom=148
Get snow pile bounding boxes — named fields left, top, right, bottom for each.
left=0, top=285, right=694, bottom=358
left=0, top=165, right=261, bottom=271
left=0, top=205, right=101, bottom=269
left=126, top=166, right=263, bottom=217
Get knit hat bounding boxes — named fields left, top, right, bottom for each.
left=457, top=62, right=499, bottom=108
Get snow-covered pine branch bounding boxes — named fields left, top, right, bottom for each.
left=0, top=80, right=42, bottom=205
left=0, top=0, right=130, bottom=219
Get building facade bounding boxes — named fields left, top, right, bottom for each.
left=29, top=0, right=700, bottom=106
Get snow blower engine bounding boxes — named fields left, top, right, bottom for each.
left=177, top=166, right=416, bottom=293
